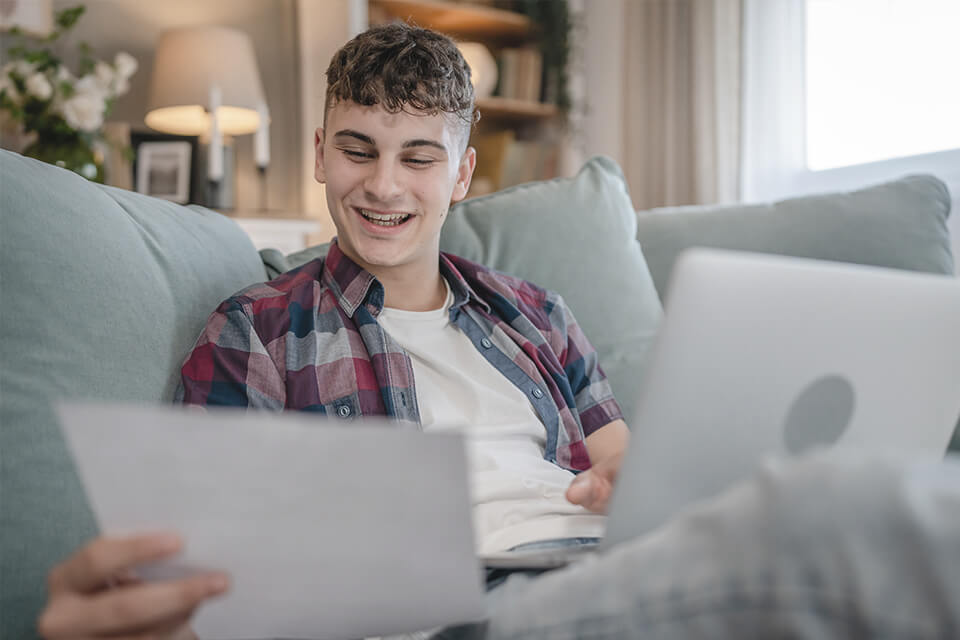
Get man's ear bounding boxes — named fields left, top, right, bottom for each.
left=314, top=127, right=326, bottom=184
left=451, top=146, right=476, bottom=203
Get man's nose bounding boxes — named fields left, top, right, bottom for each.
left=363, top=159, right=403, bottom=202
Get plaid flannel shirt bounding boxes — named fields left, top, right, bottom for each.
left=176, top=241, right=622, bottom=471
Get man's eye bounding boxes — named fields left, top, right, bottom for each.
left=343, top=149, right=373, bottom=160
left=404, top=157, right=434, bottom=166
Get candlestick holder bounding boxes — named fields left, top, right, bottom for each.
left=195, top=137, right=235, bottom=209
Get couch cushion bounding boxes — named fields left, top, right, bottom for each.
left=0, top=150, right=268, bottom=638
left=272, top=157, right=664, bottom=428
left=635, top=174, right=954, bottom=298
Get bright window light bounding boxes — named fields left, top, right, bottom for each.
left=805, top=0, right=960, bottom=171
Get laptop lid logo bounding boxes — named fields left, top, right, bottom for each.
left=783, top=375, right=856, bottom=455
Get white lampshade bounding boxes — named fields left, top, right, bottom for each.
left=0, top=0, right=53, bottom=37
left=146, top=26, right=267, bottom=136
left=457, top=42, right=497, bottom=99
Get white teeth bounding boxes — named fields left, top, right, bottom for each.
left=358, top=208, right=411, bottom=226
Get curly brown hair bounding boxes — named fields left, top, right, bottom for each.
left=324, top=22, right=477, bottom=149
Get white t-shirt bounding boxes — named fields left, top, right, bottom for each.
left=377, top=279, right=606, bottom=554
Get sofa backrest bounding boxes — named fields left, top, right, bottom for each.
left=635, top=174, right=955, bottom=298
left=0, top=150, right=268, bottom=638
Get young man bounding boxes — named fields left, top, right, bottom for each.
left=37, top=23, right=960, bottom=640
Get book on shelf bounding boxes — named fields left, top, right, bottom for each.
left=495, top=47, right=543, bottom=103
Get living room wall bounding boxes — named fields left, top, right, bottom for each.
left=49, top=0, right=303, bottom=215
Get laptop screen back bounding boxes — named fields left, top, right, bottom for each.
left=603, top=249, right=960, bottom=549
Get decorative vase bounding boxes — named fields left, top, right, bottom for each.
left=22, top=135, right=104, bottom=183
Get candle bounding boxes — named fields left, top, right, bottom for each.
left=254, top=102, right=270, bottom=169
left=208, top=85, right=223, bottom=182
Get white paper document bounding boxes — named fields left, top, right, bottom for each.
left=57, top=403, right=487, bottom=640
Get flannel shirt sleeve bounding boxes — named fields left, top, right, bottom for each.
left=175, top=302, right=286, bottom=409
left=554, top=294, right=624, bottom=437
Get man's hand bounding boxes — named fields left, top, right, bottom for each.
left=38, top=532, right=229, bottom=640
left=567, top=419, right=630, bottom=513
left=565, top=451, right=625, bottom=514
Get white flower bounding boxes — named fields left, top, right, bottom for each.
left=12, top=60, right=35, bottom=78
left=94, top=61, right=114, bottom=92
left=0, top=74, right=19, bottom=105
left=56, top=65, right=74, bottom=84
left=60, top=92, right=105, bottom=132
left=114, top=52, right=137, bottom=80
left=74, top=75, right=106, bottom=101
left=25, top=72, right=53, bottom=101
left=112, top=76, right=130, bottom=96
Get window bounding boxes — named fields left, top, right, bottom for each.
left=805, top=0, right=960, bottom=170
left=741, top=0, right=959, bottom=273
left=741, top=0, right=960, bottom=202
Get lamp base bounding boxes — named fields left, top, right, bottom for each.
left=194, top=138, right=236, bottom=210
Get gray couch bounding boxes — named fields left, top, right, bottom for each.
left=1, top=150, right=955, bottom=638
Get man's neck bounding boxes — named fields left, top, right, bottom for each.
left=374, top=264, right=447, bottom=312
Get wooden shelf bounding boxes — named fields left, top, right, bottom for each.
left=370, top=0, right=531, bottom=39
left=476, top=96, right=558, bottom=120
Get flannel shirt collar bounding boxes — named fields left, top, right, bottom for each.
left=440, top=253, right=492, bottom=314
left=321, top=240, right=490, bottom=317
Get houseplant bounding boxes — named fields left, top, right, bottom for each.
left=0, top=5, right=136, bottom=182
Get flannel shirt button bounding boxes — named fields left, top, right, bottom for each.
left=337, top=405, right=351, bottom=418
left=480, top=338, right=492, bottom=349
left=532, top=388, right=544, bottom=399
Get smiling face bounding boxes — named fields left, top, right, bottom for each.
left=315, top=101, right=475, bottom=281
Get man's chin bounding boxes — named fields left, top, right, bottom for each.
left=352, top=248, right=410, bottom=271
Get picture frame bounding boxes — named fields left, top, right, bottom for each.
left=130, top=131, right=199, bottom=204
left=135, top=141, right=192, bottom=203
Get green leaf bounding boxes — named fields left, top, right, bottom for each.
left=55, top=6, right=86, bottom=31
left=23, top=50, right=55, bottom=66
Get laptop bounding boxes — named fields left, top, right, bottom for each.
left=481, top=248, right=960, bottom=569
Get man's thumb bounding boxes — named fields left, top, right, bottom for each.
left=566, top=472, right=593, bottom=505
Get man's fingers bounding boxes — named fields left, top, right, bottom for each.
left=38, top=572, right=227, bottom=638
left=50, top=533, right=182, bottom=594
left=566, top=471, right=613, bottom=513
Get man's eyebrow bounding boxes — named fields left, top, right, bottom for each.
left=402, top=139, right=447, bottom=153
left=332, top=130, right=374, bottom=145
left=331, top=131, right=446, bottom=154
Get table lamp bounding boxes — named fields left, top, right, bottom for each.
left=145, top=25, right=270, bottom=209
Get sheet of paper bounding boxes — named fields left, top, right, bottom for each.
left=57, top=403, right=486, bottom=640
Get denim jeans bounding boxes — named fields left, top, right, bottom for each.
left=436, top=452, right=960, bottom=639
left=483, top=537, right=602, bottom=592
